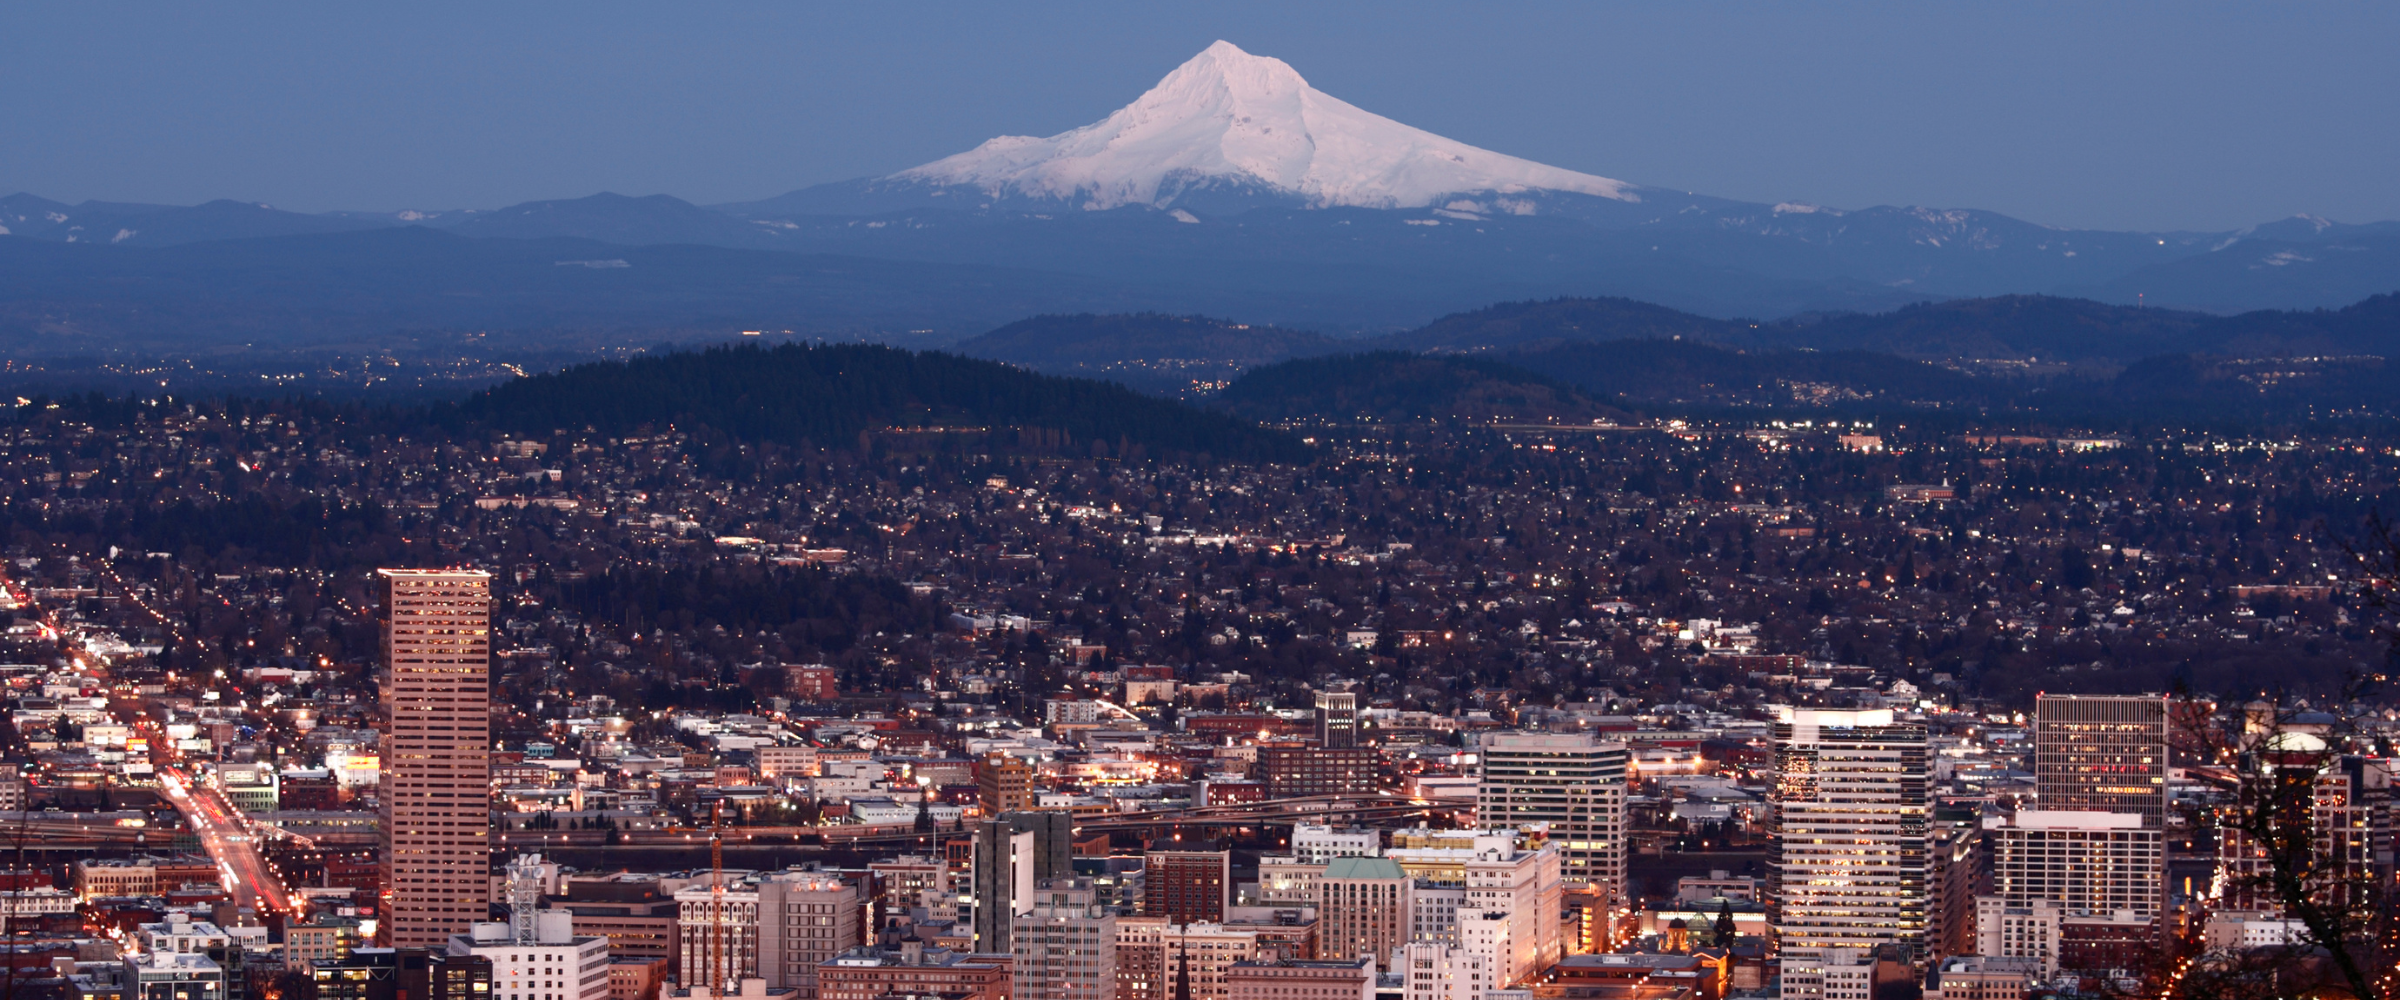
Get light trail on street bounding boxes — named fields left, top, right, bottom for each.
left=158, top=768, right=300, bottom=917
left=36, top=568, right=304, bottom=920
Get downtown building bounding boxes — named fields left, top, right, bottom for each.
left=1289, top=824, right=1379, bottom=865
left=869, top=856, right=955, bottom=922
left=1260, top=745, right=1378, bottom=800
left=545, top=874, right=680, bottom=966
left=1226, top=958, right=1373, bottom=1000
left=1973, top=810, right=2168, bottom=977
left=311, top=948, right=495, bottom=1000
left=2217, top=747, right=2390, bottom=913
left=1769, top=709, right=1928, bottom=1000
left=1986, top=811, right=2167, bottom=922
left=1460, top=841, right=1564, bottom=984
left=380, top=568, right=494, bottom=949
left=1392, top=839, right=1566, bottom=1000
left=757, top=873, right=865, bottom=1000
left=1975, top=691, right=2175, bottom=971
left=1315, top=857, right=1413, bottom=972
left=1475, top=733, right=1629, bottom=903
left=678, top=874, right=763, bottom=989
left=678, top=870, right=866, bottom=996
left=1924, top=817, right=1987, bottom=965
left=2032, top=694, right=2170, bottom=826
left=973, top=811, right=1075, bottom=955
left=1143, top=848, right=1232, bottom=925
left=980, top=754, right=1041, bottom=816
left=1011, top=880, right=1117, bottom=1000
left=1314, top=691, right=1362, bottom=748
left=819, top=942, right=1012, bottom=1000
left=1115, top=917, right=1262, bottom=1000
left=450, top=855, right=612, bottom=1000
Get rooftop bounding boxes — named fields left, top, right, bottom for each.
left=1321, top=856, right=1407, bottom=880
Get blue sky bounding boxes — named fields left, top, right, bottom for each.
left=4, top=1, right=2394, bottom=231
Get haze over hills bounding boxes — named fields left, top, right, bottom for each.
left=0, top=40, right=2392, bottom=347
left=1208, top=295, right=2400, bottom=428
left=953, top=313, right=1343, bottom=398
left=983, top=292, right=2400, bottom=372
left=1213, top=351, right=1628, bottom=425
left=0, top=193, right=389, bottom=246
left=986, top=290, right=2400, bottom=426
left=0, top=228, right=1170, bottom=354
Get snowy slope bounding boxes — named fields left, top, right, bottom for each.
left=890, top=40, right=1637, bottom=211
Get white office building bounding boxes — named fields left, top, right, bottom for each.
left=452, top=855, right=613, bottom=1000
left=1476, top=733, right=1628, bottom=904
left=1770, top=709, right=1928, bottom=1000
left=1987, top=810, right=2166, bottom=922
left=1290, top=824, right=1380, bottom=865
left=1013, top=880, right=1118, bottom=1000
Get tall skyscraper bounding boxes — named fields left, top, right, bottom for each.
left=2032, top=694, right=2169, bottom=827
left=1925, top=819, right=1987, bottom=965
left=973, top=811, right=1073, bottom=954
left=379, top=568, right=493, bottom=950
left=1770, top=708, right=1929, bottom=1000
left=1476, top=733, right=1629, bottom=903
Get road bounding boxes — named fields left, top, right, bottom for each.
left=42, top=560, right=303, bottom=919
left=158, top=767, right=298, bottom=916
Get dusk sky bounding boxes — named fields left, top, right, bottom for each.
left=5, top=1, right=2394, bottom=232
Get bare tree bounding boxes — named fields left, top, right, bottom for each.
left=2137, top=511, right=2400, bottom=999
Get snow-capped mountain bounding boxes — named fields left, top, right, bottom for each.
left=889, top=40, right=1635, bottom=212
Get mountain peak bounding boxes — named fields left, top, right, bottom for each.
left=1165, top=40, right=1311, bottom=103
left=890, top=41, right=1635, bottom=212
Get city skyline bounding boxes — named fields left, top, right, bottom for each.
left=2, top=7, right=2395, bottom=999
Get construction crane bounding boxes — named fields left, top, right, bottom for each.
left=710, top=799, right=728, bottom=995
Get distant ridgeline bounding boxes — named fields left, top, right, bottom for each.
left=454, top=342, right=1309, bottom=463
left=1388, top=292, right=2400, bottom=362
left=1000, top=291, right=2400, bottom=427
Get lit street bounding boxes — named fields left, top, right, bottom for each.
left=158, top=768, right=297, bottom=917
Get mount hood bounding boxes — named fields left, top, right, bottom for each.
left=886, top=40, right=1636, bottom=212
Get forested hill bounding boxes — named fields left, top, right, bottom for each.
left=954, top=313, right=1344, bottom=397
left=1217, top=352, right=1628, bottom=424
left=456, top=342, right=1308, bottom=462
